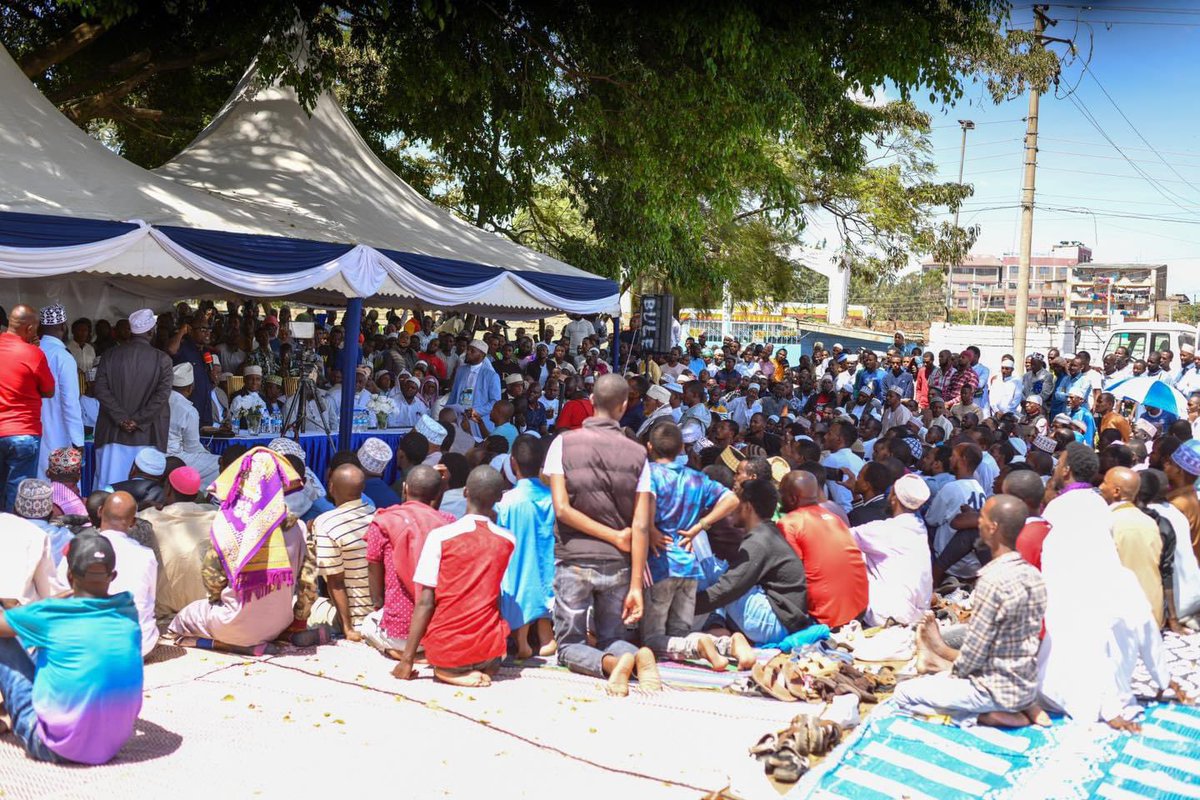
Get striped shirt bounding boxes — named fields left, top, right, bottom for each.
left=313, top=499, right=375, bottom=630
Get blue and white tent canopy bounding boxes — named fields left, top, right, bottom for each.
left=0, top=45, right=617, bottom=318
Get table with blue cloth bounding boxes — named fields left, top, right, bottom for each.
left=82, top=429, right=410, bottom=494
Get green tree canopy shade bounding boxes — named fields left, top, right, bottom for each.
left=4, top=1, right=1058, bottom=296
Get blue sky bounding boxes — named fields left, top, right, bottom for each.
left=914, top=2, right=1200, bottom=297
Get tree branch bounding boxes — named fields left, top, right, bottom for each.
left=60, top=45, right=232, bottom=124
left=20, top=21, right=107, bottom=77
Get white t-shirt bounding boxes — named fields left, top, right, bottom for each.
left=543, top=435, right=652, bottom=492
left=925, top=477, right=985, bottom=579
left=821, top=448, right=864, bottom=513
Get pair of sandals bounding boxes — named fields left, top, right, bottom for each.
left=749, top=714, right=844, bottom=784
left=751, top=653, right=892, bottom=703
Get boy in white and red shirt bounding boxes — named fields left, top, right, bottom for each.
left=393, top=465, right=515, bottom=687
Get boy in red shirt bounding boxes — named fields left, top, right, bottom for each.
left=393, top=465, right=515, bottom=687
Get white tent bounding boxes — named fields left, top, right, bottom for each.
left=0, top=44, right=617, bottom=318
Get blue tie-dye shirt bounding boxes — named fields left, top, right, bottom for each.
left=648, top=461, right=733, bottom=582
left=4, top=592, right=143, bottom=764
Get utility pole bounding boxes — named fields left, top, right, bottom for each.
left=947, top=119, right=975, bottom=320
left=1013, top=6, right=1054, bottom=373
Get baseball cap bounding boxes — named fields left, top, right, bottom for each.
left=67, top=532, right=116, bottom=577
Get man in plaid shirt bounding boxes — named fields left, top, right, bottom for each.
left=946, top=350, right=980, bottom=409
left=894, top=494, right=1048, bottom=727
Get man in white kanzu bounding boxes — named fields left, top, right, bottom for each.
left=166, top=363, right=221, bottom=486
left=988, top=355, right=1023, bottom=418
left=36, top=303, right=84, bottom=480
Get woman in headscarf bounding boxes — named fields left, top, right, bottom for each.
left=168, top=447, right=316, bottom=648
left=46, top=446, right=87, bottom=517
left=420, top=374, right=442, bottom=416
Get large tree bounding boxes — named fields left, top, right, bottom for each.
left=3, top=2, right=1056, bottom=296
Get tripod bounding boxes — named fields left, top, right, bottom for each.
left=282, top=368, right=335, bottom=451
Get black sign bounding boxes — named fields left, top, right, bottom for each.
left=639, top=293, right=674, bottom=355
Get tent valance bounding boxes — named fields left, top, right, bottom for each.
left=0, top=210, right=618, bottom=313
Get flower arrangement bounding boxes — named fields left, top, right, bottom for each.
left=230, top=393, right=267, bottom=433
left=366, top=393, right=398, bottom=429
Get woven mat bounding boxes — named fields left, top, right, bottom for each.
left=790, top=630, right=1200, bottom=800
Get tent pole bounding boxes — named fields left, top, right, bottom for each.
left=611, top=310, right=620, bottom=372
left=339, top=297, right=364, bottom=451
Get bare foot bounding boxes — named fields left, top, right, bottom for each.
left=919, top=613, right=957, bottom=661
left=914, top=630, right=953, bottom=675
left=696, top=635, right=730, bottom=672
left=979, top=710, right=1032, bottom=729
left=515, top=644, right=534, bottom=660
left=635, top=646, right=664, bottom=692
left=433, top=668, right=492, bottom=687
left=606, top=653, right=637, bottom=697
left=383, top=648, right=404, bottom=662
left=730, top=632, right=757, bottom=671
left=1024, top=703, right=1051, bottom=727
left=538, top=639, right=558, bottom=657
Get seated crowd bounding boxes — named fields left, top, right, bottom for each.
left=0, top=302, right=1196, bottom=765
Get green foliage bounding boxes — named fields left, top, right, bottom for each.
left=2, top=1, right=1057, bottom=300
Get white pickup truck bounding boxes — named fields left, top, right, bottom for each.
left=1102, top=323, right=1196, bottom=362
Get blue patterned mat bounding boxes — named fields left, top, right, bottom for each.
left=804, top=701, right=1200, bottom=800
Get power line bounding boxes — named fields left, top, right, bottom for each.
left=1077, top=59, right=1200, bottom=200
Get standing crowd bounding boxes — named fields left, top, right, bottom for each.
left=0, top=301, right=1195, bottom=765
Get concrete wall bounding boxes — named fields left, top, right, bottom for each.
left=928, top=322, right=1106, bottom=373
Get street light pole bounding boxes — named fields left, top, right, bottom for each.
left=947, top=118, right=975, bottom=319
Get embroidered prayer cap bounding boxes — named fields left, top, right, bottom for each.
left=505, top=373, right=524, bottom=386
left=767, top=457, right=790, bottom=484
left=468, top=338, right=489, bottom=354
left=134, top=447, right=167, bottom=477
left=39, top=303, right=66, bottom=326
left=1032, top=434, right=1057, bottom=453
left=1024, top=394, right=1043, bottom=407
left=1182, top=343, right=1196, bottom=355
left=168, top=466, right=202, bottom=496
left=264, top=374, right=283, bottom=386
left=681, top=418, right=705, bottom=445
left=243, top=365, right=263, bottom=377
left=268, top=437, right=306, bottom=464
left=719, top=446, right=745, bottom=472
left=663, top=381, right=683, bottom=394
left=129, top=308, right=156, bottom=335
left=646, top=384, right=671, bottom=404
left=357, top=437, right=393, bottom=475
left=903, top=436, right=924, bottom=461
left=885, top=384, right=902, bottom=397
left=14, top=479, right=53, bottom=519
left=416, top=414, right=447, bottom=446
left=172, top=362, right=194, bottom=387
left=1172, top=439, right=1200, bottom=476
left=747, top=382, right=761, bottom=392
left=1066, top=386, right=1085, bottom=399
left=1052, top=413, right=1073, bottom=427
left=1135, top=418, right=1159, bottom=440
left=47, top=446, right=82, bottom=477
left=1010, top=437, right=1029, bottom=456
left=893, top=473, right=930, bottom=510
left=858, top=381, right=875, bottom=395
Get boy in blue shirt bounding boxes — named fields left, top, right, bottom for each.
left=0, top=532, right=143, bottom=764
left=640, top=422, right=750, bottom=670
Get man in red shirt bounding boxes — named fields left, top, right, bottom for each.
left=1002, top=468, right=1051, bottom=571
left=776, top=469, right=868, bottom=628
left=394, top=465, right=515, bottom=687
left=363, top=465, right=455, bottom=660
left=0, top=305, right=55, bottom=510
